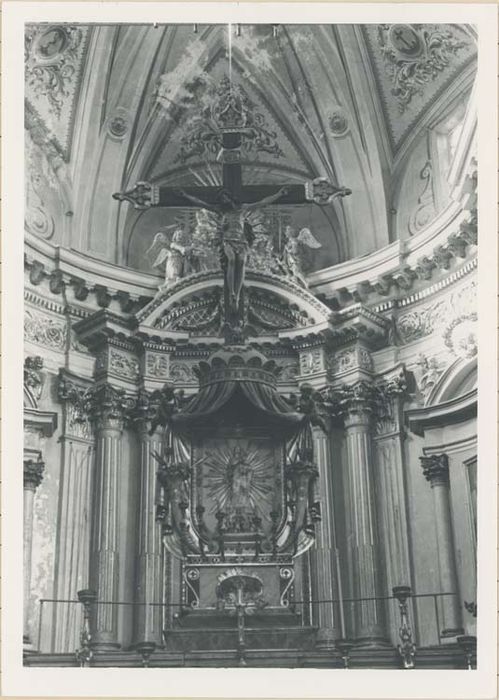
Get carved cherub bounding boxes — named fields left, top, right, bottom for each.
left=280, top=225, right=322, bottom=287
left=146, top=226, right=192, bottom=288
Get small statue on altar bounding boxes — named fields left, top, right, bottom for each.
left=279, top=225, right=322, bottom=287
left=146, top=227, right=193, bottom=288
left=174, top=186, right=288, bottom=313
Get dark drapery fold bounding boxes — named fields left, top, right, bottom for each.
left=172, top=380, right=304, bottom=429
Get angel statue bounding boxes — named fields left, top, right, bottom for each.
left=146, top=226, right=192, bottom=289
left=280, top=225, right=322, bottom=287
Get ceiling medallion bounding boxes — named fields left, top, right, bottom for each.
left=107, top=111, right=129, bottom=139
left=328, top=109, right=349, bottom=136
left=377, top=24, right=468, bottom=113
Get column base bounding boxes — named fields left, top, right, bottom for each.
left=91, top=641, right=121, bottom=652
left=315, top=627, right=341, bottom=652
left=23, top=635, right=38, bottom=655
left=441, top=627, right=465, bottom=640
left=354, top=636, right=392, bottom=650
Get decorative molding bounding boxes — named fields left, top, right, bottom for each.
left=405, top=388, right=476, bottom=437
left=408, top=160, right=435, bottom=235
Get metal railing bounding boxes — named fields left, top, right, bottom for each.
left=34, top=587, right=475, bottom=669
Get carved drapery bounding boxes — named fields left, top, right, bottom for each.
left=420, top=453, right=464, bottom=638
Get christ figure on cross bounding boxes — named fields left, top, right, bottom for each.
left=175, top=185, right=288, bottom=313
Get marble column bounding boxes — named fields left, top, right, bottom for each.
left=23, top=458, right=44, bottom=646
left=132, top=417, right=164, bottom=646
left=88, top=385, right=125, bottom=650
left=311, top=429, right=343, bottom=649
left=420, top=454, right=463, bottom=638
left=342, top=389, right=387, bottom=645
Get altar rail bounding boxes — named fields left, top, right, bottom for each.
left=33, top=590, right=468, bottom=656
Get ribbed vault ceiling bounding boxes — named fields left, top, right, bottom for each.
left=25, top=23, right=477, bottom=272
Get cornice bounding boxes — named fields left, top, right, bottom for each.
left=405, top=387, right=477, bottom=437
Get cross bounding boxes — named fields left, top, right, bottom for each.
left=113, top=83, right=351, bottom=342
left=394, top=27, right=418, bottom=51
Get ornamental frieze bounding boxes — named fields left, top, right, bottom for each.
left=24, top=308, right=67, bottom=350
left=396, top=280, right=476, bottom=344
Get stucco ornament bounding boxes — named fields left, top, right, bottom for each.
left=443, top=313, right=477, bottom=359
left=378, top=24, right=468, bottom=113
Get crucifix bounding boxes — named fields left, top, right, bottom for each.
left=113, top=79, right=351, bottom=342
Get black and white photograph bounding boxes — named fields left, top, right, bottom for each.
left=2, top=3, right=497, bottom=698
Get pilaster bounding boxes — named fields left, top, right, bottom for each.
left=129, top=393, right=165, bottom=646
left=420, top=453, right=464, bottom=638
left=23, top=459, right=44, bottom=647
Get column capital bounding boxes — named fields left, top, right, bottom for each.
left=88, top=383, right=130, bottom=430
left=325, top=380, right=377, bottom=425
left=421, top=453, right=449, bottom=486
left=24, top=459, right=44, bottom=490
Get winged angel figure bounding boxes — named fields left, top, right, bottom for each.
left=146, top=225, right=194, bottom=289
left=280, top=225, right=322, bottom=287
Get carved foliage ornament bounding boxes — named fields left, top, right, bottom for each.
left=378, top=25, right=468, bottom=113
left=24, top=308, right=67, bottom=350
left=25, top=25, right=85, bottom=119
left=172, top=77, right=284, bottom=164
left=396, top=281, right=476, bottom=345
left=24, top=356, right=45, bottom=401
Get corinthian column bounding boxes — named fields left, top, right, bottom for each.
left=311, top=428, right=342, bottom=650
left=341, top=383, right=387, bottom=646
left=420, top=454, right=463, bottom=638
left=131, top=396, right=164, bottom=646
left=23, top=459, right=44, bottom=646
left=88, top=384, right=126, bottom=650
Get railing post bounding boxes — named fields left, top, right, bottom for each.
left=457, top=634, right=477, bottom=670
left=393, top=586, right=416, bottom=669
left=75, top=589, right=97, bottom=667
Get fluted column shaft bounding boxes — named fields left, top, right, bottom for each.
left=89, top=406, right=123, bottom=649
left=133, top=422, right=164, bottom=645
left=311, top=429, right=342, bottom=647
left=421, top=454, right=463, bottom=637
left=344, top=408, right=386, bottom=644
left=23, top=459, right=44, bottom=645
